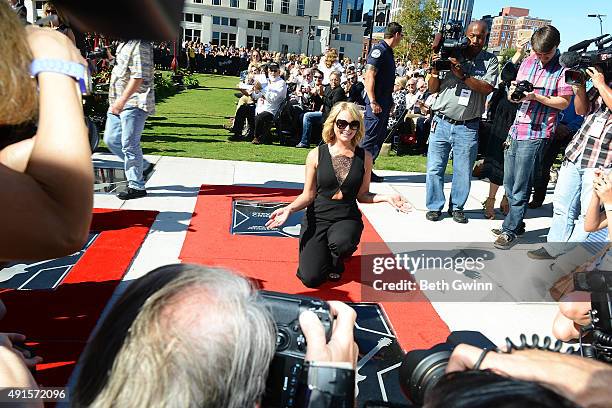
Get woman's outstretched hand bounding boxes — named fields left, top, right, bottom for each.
left=266, top=206, right=291, bottom=229
left=387, top=194, right=412, bottom=213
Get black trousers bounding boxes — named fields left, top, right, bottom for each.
left=254, top=111, right=274, bottom=141
left=297, top=218, right=363, bottom=288
left=232, top=103, right=255, bottom=138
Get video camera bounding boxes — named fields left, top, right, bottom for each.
left=560, top=34, right=612, bottom=85
left=259, top=291, right=334, bottom=408
left=431, top=21, right=469, bottom=72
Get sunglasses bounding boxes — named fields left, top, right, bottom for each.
left=335, top=119, right=360, bottom=130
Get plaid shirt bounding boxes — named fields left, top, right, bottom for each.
left=509, top=52, right=573, bottom=140
left=109, top=40, right=156, bottom=114
left=565, top=85, right=612, bottom=169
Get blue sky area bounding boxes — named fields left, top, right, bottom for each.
left=363, top=0, right=612, bottom=51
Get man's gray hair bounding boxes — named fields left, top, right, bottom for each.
left=73, top=264, right=276, bottom=408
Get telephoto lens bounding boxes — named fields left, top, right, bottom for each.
left=398, top=343, right=453, bottom=406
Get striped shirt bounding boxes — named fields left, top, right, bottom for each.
left=509, top=52, right=573, bottom=140
left=109, top=40, right=156, bottom=114
left=565, top=85, right=612, bottom=169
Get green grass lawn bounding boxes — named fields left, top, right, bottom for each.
left=136, top=73, right=430, bottom=172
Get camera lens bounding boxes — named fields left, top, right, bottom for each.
left=399, top=346, right=452, bottom=405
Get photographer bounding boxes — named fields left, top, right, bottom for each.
left=425, top=20, right=499, bottom=224
left=494, top=25, right=573, bottom=249
left=0, top=3, right=93, bottom=261
left=529, top=64, right=612, bottom=260
left=447, top=343, right=612, bottom=408
left=72, top=264, right=358, bottom=407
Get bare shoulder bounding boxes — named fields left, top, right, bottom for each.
left=306, top=147, right=319, bottom=167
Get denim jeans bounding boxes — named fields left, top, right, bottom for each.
left=425, top=115, right=479, bottom=211
left=544, top=160, right=595, bottom=256
left=299, top=111, right=323, bottom=145
left=103, top=107, right=149, bottom=190
left=502, top=137, right=548, bottom=235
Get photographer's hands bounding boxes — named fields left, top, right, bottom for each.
left=0, top=333, right=41, bottom=395
left=593, top=168, right=612, bottom=205
left=447, top=343, right=612, bottom=408
left=299, top=301, right=358, bottom=368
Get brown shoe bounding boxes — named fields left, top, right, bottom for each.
left=252, top=137, right=261, bottom=145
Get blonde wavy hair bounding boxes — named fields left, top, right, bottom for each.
left=0, top=1, right=38, bottom=125
left=324, top=48, right=338, bottom=68
left=322, top=102, right=365, bottom=148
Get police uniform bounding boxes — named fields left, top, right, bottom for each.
left=361, top=40, right=395, bottom=160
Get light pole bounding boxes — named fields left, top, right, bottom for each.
left=304, top=14, right=313, bottom=56
left=588, top=14, right=607, bottom=36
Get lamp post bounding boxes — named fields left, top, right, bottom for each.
left=304, top=14, right=313, bottom=56
left=588, top=14, right=607, bottom=36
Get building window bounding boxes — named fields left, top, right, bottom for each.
left=316, top=28, right=322, bottom=37
left=212, top=32, right=237, bottom=47
left=297, top=0, right=305, bottom=16
left=194, top=14, right=202, bottom=23
left=248, top=0, right=256, bottom=10
left=212, top=0, right=221, bottom=5
left=247, top=35, right=269, bottom=50
left=230, top=0, right=239, bottom=7
left=213, top=16, right=238, bottom=26
left=184, top=28, right=202, bottom=42
left=265, top=0, right=273, bottom=12
left=281, top=0, right=289, bottom=14
left=193, top=0, right=202, bottom=3
left=249, top=20, right=270, bottom=30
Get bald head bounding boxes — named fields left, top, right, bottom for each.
left=465, top=20, right=488, bottom=56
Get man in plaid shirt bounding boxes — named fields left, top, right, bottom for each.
left=528, top=65, right=612, bottom=259
left=494, top=26, right=573, bottom=249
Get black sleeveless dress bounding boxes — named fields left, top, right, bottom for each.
left=297, top=144, right=366, bottom=288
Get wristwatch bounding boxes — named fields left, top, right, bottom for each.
left=30, top=58, right=90, bottom=95
left=460, top=72, right=470, bottom=81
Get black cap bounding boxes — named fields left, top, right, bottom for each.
left=269, top=62, right=280, bottom=70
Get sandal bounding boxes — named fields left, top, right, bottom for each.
left=327, top=272, right=342, bottom=282
left=500, top=195, right=509, bottom=216
left=482, top=197, right=496, bottom=220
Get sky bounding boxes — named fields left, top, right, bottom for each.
left=363, top=0, right=612, bottom=51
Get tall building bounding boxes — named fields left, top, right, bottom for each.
left=488, top=7, right=551, bottom=51
left=437, top=0, right=474, bottom=29
left=333, top=0, right=364, bottom=23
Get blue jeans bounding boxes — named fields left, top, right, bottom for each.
left=544, top=160, right=595, bottom=256
left=425, top=115, right=479, bottom=211
left=502, top=138, right=548, bottom=235
left=299, top=111, right=323, bottom=145
left=103, top=108, right=149, bottom=190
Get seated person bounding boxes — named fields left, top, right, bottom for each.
left=296, top=71, right=346, bottom=148
left=405, top=77, right=419, bottom=114
left=72, top=264, right=358, bottom=407
left=345, top=70, right=365, bottom=107
left=230, top=63, right=287, bottom=144
left=268, top=102, right=411, bottom=287
left=414, top=92, right=438, bottom=153
left=387, top=76, right=407, bottom=132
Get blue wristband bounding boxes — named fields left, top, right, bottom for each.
left=30, top=58, right=89, bottom=95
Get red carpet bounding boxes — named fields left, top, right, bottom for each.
left=180, top=185, right=449, bottom=350
left=0, top=208, right=157, bottom=387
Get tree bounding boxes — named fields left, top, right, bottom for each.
left=394, top=0, right=440, bottom=63
left=499, top=47, right=517, bottom=66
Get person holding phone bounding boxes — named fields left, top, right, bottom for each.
left=267, top=102, right=411, bottom=287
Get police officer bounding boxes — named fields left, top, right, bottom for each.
left=361, top=22, right=403, bottom=182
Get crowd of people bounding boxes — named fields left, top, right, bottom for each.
left=1, top=0, right=612, bottom=406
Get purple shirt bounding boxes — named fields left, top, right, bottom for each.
left=509, top=52, right=573, bottom=140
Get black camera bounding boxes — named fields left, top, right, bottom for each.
left=573, top=269, right=612, bottom=363
left=509, top=80, right=545, bottom=102
left=259, top=291, right=333, bottom=408
left=398, top=331, right=496, bottom=406
left=560, top=34, right=612, bottom=85
left=431, top=21, right=469, bottom=72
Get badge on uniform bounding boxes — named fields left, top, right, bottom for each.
left=371, top=49, right=381, bottom=59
